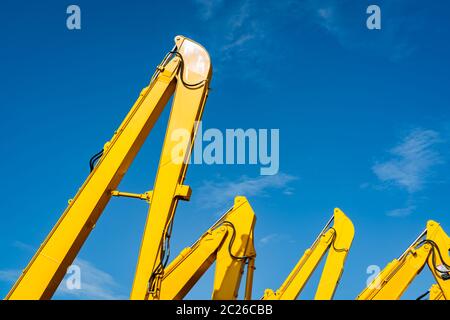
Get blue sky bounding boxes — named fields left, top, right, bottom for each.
left=1, top=0, right=450, bottom=300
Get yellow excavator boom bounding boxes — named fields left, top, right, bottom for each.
left=6, top=36, right=211, bottom=300
left=357, top=220, right=450, bottom=300
left=263, top=208, right=354, bottom=300
left=153, top=196, right=256, bottom=300
left=429, top=284, right=445, bottom=300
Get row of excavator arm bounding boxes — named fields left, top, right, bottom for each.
left=157, top=206, right=450, bottom=301
left=4, top=35, right=449, bottom=300
left=154, top=205, right=355, bottom=301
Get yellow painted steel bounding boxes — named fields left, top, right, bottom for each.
left=429, top=284, right=445, bottom=300
left=6, top=35, right=211, bottom=300
left=151, top=196, right=256, bottom=300
left=130, top=36, right=211, bottom=300
left=357, top=220, right=450, bottom=300
left=262, top=208, right=354, bottom=300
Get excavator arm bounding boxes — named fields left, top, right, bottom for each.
left=6, top=36, right=211, bottom=300
left=152, top=196, right=256, bottom=300
left=357, top=220, right=450, bottom=300
left=429, top=284, right=445, bottom=300
left=263, top=208, right=354, bottom=300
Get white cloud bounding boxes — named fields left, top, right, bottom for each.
left=259, top=233, right=294, bottom=246
left=55, top=258, right=126, bottom=300
left=195, top=172, right=297, bottom=210
left=386, top=205, right=416, bottom=217
left=259, top=234, right=278, bottom=245
left=12, top=240, right=34, bottom=252
left=316, top=6, right=339, bottom=33
left=372, top=129, right=443, bottom=193
left=194, top=0, right=224, bottom=20
left=221, top=33, right=255, bottom=53
left=0, top=269, right=20, bottom=282
left=318, top=7, right=333, bottom=20
left=191, top=1, right=298, bottom=84
left=307, top=0, right=419, bottom=62
left=220, top=0, right=259, bottom=59
left=283, top=187, right=295, bottom=196
left=3, top=241, right=126, bottom=300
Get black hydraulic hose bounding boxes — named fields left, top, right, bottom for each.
left=89, top=149, right=104, bottom=172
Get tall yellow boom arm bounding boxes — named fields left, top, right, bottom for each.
left=6, top=36, right=212, bottom=300
left=357, top=220, right=450, bottom=300
left=153, top=196, right=256, bottom=300
left=263, top=208, right=354, bottom=300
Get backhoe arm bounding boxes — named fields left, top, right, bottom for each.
left=130, top=36, right=211, bottom=300
left=151, top=196, right=256, bottom=300
left=6, top=36, right=211, bottom=300
left=429, top=284, right=445, bottom=300
left=357, top=220, right=450, bottom=300
left=263, top=208, right=354, bottom=300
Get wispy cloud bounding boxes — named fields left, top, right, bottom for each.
left=316, top=5, right=340, bottom=34
left=12, top=240, right=35, bottom=252
left=193, top=0, right=224, bottom=20
left=0, top=242, right=29, bottom=284
left=372, top=129, right=443, bottom=193
left=386, top=205, right=416, bottom=217
left=3, top=241, right=126, bottom=300
left=220, top=0, right=262, bottom=61
left=195, top=172, right=297, bottom=210
left=259, top=233, right=294, bottom=246
left=307, top=0, right=420, bottom=62
left=193, top=0, right=426, bottom=87
left=0, top=269, right=20, bottom=282
left=56, top=258, right=126, bottom=300
left=195, top=0, right=300, bottom=85
left=221, top=33, right=255, bottom=54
